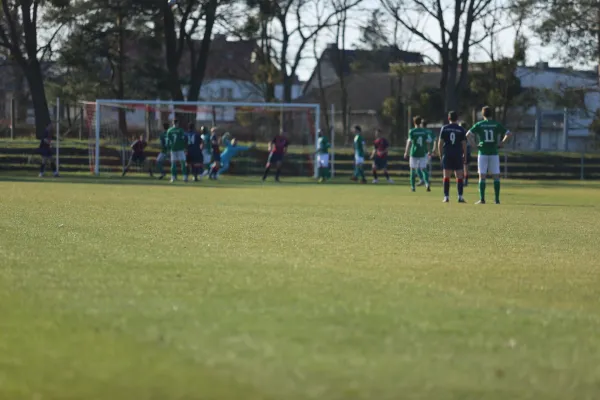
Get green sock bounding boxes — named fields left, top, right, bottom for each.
left=170, top=163, right=177, bottom=178
left=416, top=169, right=424, bottom=181
left=158, top=162, right=164, bottom=175
left=325, top=167, right=331, bottom=179
left=479, top=179, right=486, bottom=201
left=353, top=166, right=358, bottom=178
left=422, top=169, right=430, bottom=186
left=318, top=167, right=323, bottom=178
left=182, top=162, right=188, bottom=177
left=410, top=169, right=416, bottom=189
left=358, top=166, right=365, bottom=180
left=494, top=179, right=500, bottom=202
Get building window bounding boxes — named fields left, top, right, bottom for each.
left=220, top=87, right=233, bottom=100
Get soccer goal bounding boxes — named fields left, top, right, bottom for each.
left=82, top=100, right=321, bottom=177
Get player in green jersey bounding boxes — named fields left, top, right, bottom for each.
left=156, top=122, right=170, bottom=179
left=419, top=119, right=436, bottom=186
left=167, top=119, right=188, bottom=182
left=466, top=106, right=512, bottom=204
left=351, top=125, right=367, bottom=183
left=315, top=130, right=331, bottom=183
left=404, top=116, right=432, bottom=192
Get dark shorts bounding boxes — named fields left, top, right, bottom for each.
left=442, top=154, right=463, bottom=171
left=373, top=156, right=388, bottom=169
left=187, top=152, right=202, bottom=164
left=39, top=148, right=52, bottom=158
left=212, top=152, right=221, bottom=163
left=267, top=152, right=283, bottom=165
left=130, top=153, right=146, bottom=164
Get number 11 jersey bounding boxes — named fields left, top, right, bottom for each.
left=468, top=120, right=509, bottom=156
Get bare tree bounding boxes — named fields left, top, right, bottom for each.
left=380, top=0, right=502, bottom=111
left=0, top=1, right=65, bottom=135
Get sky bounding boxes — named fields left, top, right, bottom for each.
left=290, top=0, right=558, bottom=82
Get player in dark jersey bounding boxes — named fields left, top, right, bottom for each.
left=370, top=129, right=393, bottom=183
left=438, top=111, right=467, bottom=203
left=460, top=121, right=472, bottom=186
left=262, top=131, right=288, bottom=182
left=185, top=122, right=203, bottom=181
left=208, top=127, right=221, bottom=180
left=38, top=122, right=59, bottom=177
left=122, top=135, right=153, bottom=177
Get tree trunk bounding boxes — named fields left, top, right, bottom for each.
left=186, top=0, right=218, bottom=102
left=116, top=10, right=128, bottom=136
left=24, top=61, right=51, bottom=138
left=163, top=4, right=184, bottom=101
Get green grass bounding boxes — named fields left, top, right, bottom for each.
left=1, top=174, right=600, bottom=400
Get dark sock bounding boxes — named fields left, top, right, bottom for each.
left=384, top=171, right=390, bottom=180
left=494, top=179, right=500, bottom=202
left=262, top=166, right=270, bottom=180
left=443, top=177, right=450, bottom=197
left=372, top=170, right=378, bottom=180
left=479, top=179, right=486, bottom=201
left=275, top=168, right=281, bottom=180
left=457, top=178, right=464, bottom=196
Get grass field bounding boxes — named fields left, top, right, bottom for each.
left=1, top=174, right=600, bottom=400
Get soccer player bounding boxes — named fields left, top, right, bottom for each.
left=351, top=125, right=367, bottom=183
left=200, top=126, right=212, bottom=177
left=185, top=122, right=203, bottom=181
left=156, top=122, right=170, bottom=179
left=438, top=111, right=467, bottom=203
left=421, top=119, right=436, bottom=186
left=466, top=106, right=512, bottom=204
left=38, top=122, right=59, bottom=178
left=262, top=131, right=288, bottom=182
left=404, top=116, right=431, bottom=192
left=208, top=127, right=221, bottom=180
left=218, top=133, right=254, bottom=177
left=315, top=130, right=330, bottom=183
left=122, top=134, right=153, bottom=177
left=371, top=128, right=393, bottom=183
left=167, top=119, right=188, bottom=182
left=460, top=121, right=472, bottom=186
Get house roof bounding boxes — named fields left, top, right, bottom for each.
left=303, top=46, right=424, bottom=94
left=297, top=71, right=439, bottom=111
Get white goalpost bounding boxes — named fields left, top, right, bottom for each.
left=82, top=100, right=321, bottom=178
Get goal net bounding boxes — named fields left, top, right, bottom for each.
left=82, top=100, right=320, bottom=177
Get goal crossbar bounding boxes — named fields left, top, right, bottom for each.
left=89, top=100, right=321, bottom=177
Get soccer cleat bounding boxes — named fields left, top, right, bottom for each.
left=475, top=200, right=486, bottom=204
left=372, top=179, right=379, bottom=184
left=360, top=179, right=367, bottom=184
left=458, top=197, right=467, bottom=203
left=443, top=196, right=450, bottom=203
left=318, top=177, right=324, bottom=183
left=426, top=185, right=431, bottom=192
left=350, top=176, right=357, bottom=182
left=387, top=178, right=394, bottom=184
left=410, top=187, right=415, bottom=192
left=170, top=176, right=176, bottom=183
left=193, top=176, right=198, bottom=182
left=495, top=200, right=500, bottom=204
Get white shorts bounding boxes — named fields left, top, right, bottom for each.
left=409, top=156, right=428, bottom=169
left=478, top=155, right=501, bottom=175
left=203, top=151, right=211, bottom=164
left=156, top=152, right=167, bottom=163
left=317, top=154, right=329, bottom=167
left=354, top=155, right=364, bottom=164
left=170, top=150, right=186, bottom=162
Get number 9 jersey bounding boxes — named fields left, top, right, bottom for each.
left=439, top=123, right=466, bottom=171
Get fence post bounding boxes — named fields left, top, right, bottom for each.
left=534, top=105, right=541, bottom=151
left=10, top=97, right=15, bottom=140
left=563, top=108, right=569, bottom=151
left=330, top=103, right=335, bottom=178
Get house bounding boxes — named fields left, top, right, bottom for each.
left=303, top=45, right=424, bottom=95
